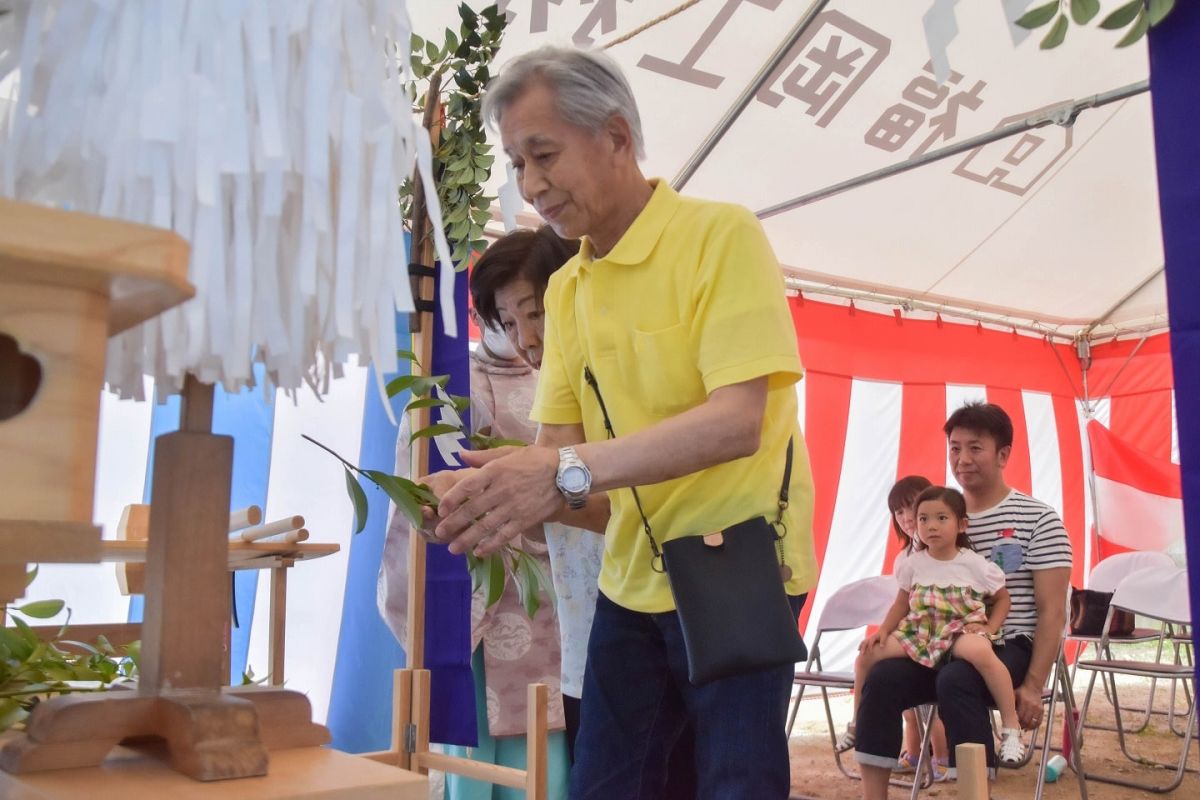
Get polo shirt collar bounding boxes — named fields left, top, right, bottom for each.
left=579, top=178, right=679, bottom=267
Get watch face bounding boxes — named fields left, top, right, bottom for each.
left=560, top=465, right=589, bottom=493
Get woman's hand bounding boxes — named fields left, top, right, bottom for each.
left=963, top=622, right=990, bottom=636
left=858, top=631, right=888, bottom=652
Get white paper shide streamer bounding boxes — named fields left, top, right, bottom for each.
left=0, top=0, right=457, bottom=398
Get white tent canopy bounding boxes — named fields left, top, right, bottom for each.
left=411, top=0, right=1165, bottom=338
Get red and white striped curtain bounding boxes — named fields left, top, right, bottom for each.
left=790, top=299, right=1176, bottom=669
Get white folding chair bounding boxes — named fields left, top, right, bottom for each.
left=1074, top=564, right=1197, bottom=793
left=784, top=575, right=937, bottom=789
left=1067, top=551, right=1177, bottom=733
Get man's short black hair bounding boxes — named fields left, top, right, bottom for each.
left=470, top=226, right=579, bottom=328
left=943, top=401, right=1014, bottom=450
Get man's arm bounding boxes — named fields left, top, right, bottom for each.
left=434, top=377, right=768, bottom=556
left=1016, top=566, right=1070, bottom=728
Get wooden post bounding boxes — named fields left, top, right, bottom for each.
left=269, top=565, right=288, bottom=686
left=955, top=742, right=989, bottom=800
left=525, top=683, right=548, bottom=800
left=403, top=72, right=444, bottom=672
left=139, top=376, right=231, bottom=692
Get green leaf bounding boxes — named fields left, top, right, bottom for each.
left=458, top=3, right=479, bottom=29
left=410, top=423, right=462, bottom=441
left=345, top=467, right=370, bottom=534
left=448, top=394, right=471, bottom=413
left=425, top=39, right=439, bottom=62
left=1148, top=0, right=1175, bottom=26
left=405, top=396, right=449, bottom=412
left=1116, top=7, right=1150, bottom=45
left=396, top=349, right=421, bottom=367
left=363, top=471, right=425, bottom=528
left=1015, top=0, right=1059, bottom=28
left=1040, top=14, right=1070, bottom=48
left=516, top=554, right=541, bottom=618
left=24, top=565, right=38, bottom=588
left=1100, top=0, right=1143, bottom=28
left=386, top=374, right=417, bottom=397
left=0, top=627, right=32, bottom=661
left=1070, top=0, right=1100, bottom=24
left=485, top=555, right=505, bottom=608
left=15, top=599, right=64, bottom=619
left=411, top=375, right=451, bottom=397
left=0, top=697, right=28, bottom=731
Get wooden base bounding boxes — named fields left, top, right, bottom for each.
left=0, top=744, right=427, bottom=800
left=0, top=686, right=328, bottom=781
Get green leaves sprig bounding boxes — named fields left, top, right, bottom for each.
left=2, top=568, right=139, bottom=732
left=401, top=4, right=508, bottom=267
left=1017, top=0, right=1176, bottom=49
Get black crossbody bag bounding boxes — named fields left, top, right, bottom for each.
left=583, top=366, right=807, bottom=686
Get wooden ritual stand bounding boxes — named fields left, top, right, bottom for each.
left=0, top=201, right=328, bottom=782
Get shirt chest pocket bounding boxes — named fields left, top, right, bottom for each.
left=628, top=323, right=706, bottom=418
left=989, top=541, right=1026, bottom=574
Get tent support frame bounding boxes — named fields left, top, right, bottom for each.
left=756, top=80, right=1150, bottom=218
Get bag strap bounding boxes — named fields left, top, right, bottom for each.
left=582, top=365, right=792, bottom=574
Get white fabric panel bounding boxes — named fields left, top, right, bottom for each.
left=1077, top=397, right=1111, bottom=584
left=803, top=379, right=901, bottom=672
left=246, top=369, right=369, bottom=723
left=795, top=378, right=806, bottom=436
left=28, top=382, right=154, bottom=624
left=1024, top=390, right=1063, bottom=520
left=944, top=384, right=988, bottom=490
left=1172, top=393, right=1180, bottom=465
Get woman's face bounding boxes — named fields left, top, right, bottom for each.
left=494, top=278, right=545, bottom=368
left=894, top=503, right=918, bottom=538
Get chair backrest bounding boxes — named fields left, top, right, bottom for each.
left=1088, top=551, right=1176, bottom=593
left=1111, top=565, right=1191, bottom=625
left=816, top=574, right=900, bottom=633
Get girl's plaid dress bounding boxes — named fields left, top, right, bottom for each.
left=893, top=548, right=1007, bottom=668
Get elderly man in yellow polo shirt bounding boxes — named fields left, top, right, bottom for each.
left=429, top=45, right=818, bottom=799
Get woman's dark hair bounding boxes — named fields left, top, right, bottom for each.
left=914, top=485, right=973, bottom=550
left=943, top=401, right=1014, bottom=450
left=470, top=226, right=579, bottom=327
left=888, top=475, right=933, bottom=552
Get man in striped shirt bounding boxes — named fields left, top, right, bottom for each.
left=856, top=402, right=1072, bottom=797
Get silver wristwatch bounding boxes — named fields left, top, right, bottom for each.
left=555, top=447, right=592, bottom=510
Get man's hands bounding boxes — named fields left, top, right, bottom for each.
left=1015, top=682, right=1044, bottom=730
left=423, top=446, right=563, bottom=557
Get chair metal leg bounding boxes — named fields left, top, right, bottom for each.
left=908, top=705, right=936, bottom=800
left=1077, top=671, right=1197, bottom=792
left=785, top=680, right=807, bottom=739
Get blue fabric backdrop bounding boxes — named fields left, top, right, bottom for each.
left=1149, top=4, right=1200, bottom=657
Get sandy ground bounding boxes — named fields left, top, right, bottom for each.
left=787, top=671, right=1198, bottom=799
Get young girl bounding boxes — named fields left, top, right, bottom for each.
left=884, top=477, right=951, bottom=776
left=838, top=477, right=949, bottom=773
left=844, top=486, right=1024, bottom=765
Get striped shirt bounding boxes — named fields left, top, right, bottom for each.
left=967, top=490, right=1073, bottom=639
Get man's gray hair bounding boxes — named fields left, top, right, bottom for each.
left=482, top=45, right=645, bottom=160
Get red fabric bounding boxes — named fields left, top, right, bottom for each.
left=987, top=387, right=1032, bottom=496
left=1052, top=394, right=1090, bottom=588
left=1088, top=333, right=1174, bottom=398
left=791, top=298, right=1081, bottom=395
left=1088, top=420, right=1182, bottom=497
left=884, top=383, right=949, bottom=573
left=799, top=372, right=853, bottom=633
left=1110, top=391, right=1174, bottom=462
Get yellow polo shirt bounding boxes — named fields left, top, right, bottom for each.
left=531, top=180, right=818, bottom=613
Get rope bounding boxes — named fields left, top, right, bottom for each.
left=601, top=0, right=705, bottom=49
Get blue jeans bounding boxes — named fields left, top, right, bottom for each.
left=570, top=592, right=805, bottom=800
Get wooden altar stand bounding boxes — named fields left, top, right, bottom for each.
left=0, top=201, right=423, bottom=793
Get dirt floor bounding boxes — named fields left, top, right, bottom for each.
left=787, top=672, right=1198, bottom=799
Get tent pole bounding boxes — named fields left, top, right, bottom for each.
left=757, top=80, right=1150, bottom=218
left=1081, top=266, right=1165, bottom=338
left=671, top=0, right=830, bottom=191
left=1078, top=338, right=1102, bottom=583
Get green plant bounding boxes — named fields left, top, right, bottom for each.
left=1, top=567, right=139, bottom=731
left=1017, top=0, right=1176, bottom=49
left=401, top=3, right=508, bottom=267
left=304, top=349, right=553, bottom=617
